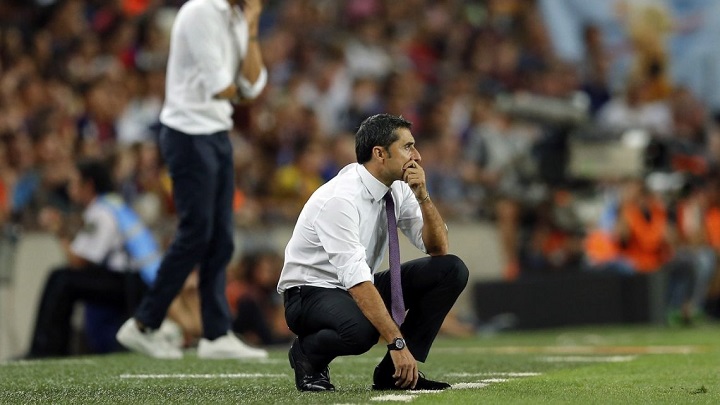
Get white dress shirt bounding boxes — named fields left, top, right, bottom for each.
left=278, top=163, right=426, bottom=293
left=160, top=0, right=267, bottom=135
left=70, top=198, right=129, bottom=273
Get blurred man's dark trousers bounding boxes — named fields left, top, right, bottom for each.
left=134, top=124, right=235, bottom=340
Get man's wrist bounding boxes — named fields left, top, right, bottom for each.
left=417, top=193, right=430, bottom=204
left=248, top=22, right=260, bottom=36
left=387, top=337, right=406, bottom=351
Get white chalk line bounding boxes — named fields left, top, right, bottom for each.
left=2, top=359, right=96, bottom=366
left=539, top=355, right=637, bottom=363
left=119, top=373, right=287, bottom=379
left=435, top=345, right=703, bottom=355
left=369, top=371, right=540, bottom=402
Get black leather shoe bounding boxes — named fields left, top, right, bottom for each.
left=372, top=366, right=451, bottom=390
left=288, top=338, right=335, bottom=392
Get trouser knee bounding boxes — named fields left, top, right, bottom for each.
left=341, top=319, right=379, bottom=355
left=440, top=254, right=469, bottom=291
left=45, top=268, right=72, bottom=291
left=213, top=236, right=234, bottom=265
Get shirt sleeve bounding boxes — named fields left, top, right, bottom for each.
left=396, top=185, right=427, bottom=253
left=236, top=66, right=267, bottom=100
left=70, top=208, right=118, bottom=265
left=180, top=8, right=234, bottom=99
left=313, top=197, right=373, bottom=289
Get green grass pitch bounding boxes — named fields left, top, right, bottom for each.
left=2, top=324, right=719, bottom=404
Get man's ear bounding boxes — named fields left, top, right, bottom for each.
left=373, top=146, right=384, bottom=160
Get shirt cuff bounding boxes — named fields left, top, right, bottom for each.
left=337, top=258, right=373, bottom=289
left=236, top=67, right=267, bottom=99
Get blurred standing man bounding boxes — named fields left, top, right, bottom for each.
left=278, top=114, right=469, bottom=391
left=117, top=0, right=268, bottom=360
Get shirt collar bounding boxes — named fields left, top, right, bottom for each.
left=357, top=164, right=390, bottom=203
left=209, top=0, right=231, bottom=12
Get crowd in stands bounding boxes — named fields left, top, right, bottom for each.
left=3, top=0, right=720, bottom=330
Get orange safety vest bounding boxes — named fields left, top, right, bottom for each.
left=584, top=229, right=619, bottom=265
left=705, top=207, right=720, bottom=251
left=618, top=199, right=669, bottom=273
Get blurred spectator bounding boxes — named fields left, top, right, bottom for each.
left=674, top=178, right=717, bottom=320
left=77, top=76, right=127, bottom=157
left=585, top=177, right=697, bottom=323
left=623, top=1, right=673, bottom=103
left=321, top=131, right=357, bottom=182
left=116, top=69, right=163, bottom=146
left=344, top=77, right=384, bottom=133
left=344, top=18, right=393, bottom=80
left=294, top=47, right=352, bottom=136
left=0, top=138, right=13, bottom=224
left=596, top=78, right=673, bottom=138
left=666, top=88, right=709, bottom=177
left=112, top=142, right=172, bottom=228
left=700, top=177, right=720, bottom=317
left=461, top=96, right=542, bottom=279
left=578, top=25, right=611, bottom=116
left=268, top=137, right=326, bottom=221
left=27, top=159, right=158, bottom=357
left=519, top=188, right=585, bottom=276
left=226, top=250, right=292, bottom=346
left=424, top=134, right=473, bottom=220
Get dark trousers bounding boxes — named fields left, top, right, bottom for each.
left=664, top=251, right=698, bottom=311
left=284, top=254, right=469, bottom=369
left=134, top=125, right=235, bottom=339
left=29, top=266, right=145, bottom=358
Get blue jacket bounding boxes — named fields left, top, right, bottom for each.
left=97, top=195, right=161, bottom=286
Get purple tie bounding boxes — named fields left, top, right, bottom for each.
left=384, top=191, right=406, bottom=325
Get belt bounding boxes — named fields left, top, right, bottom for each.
left=283, top=286, right=301, bottom=302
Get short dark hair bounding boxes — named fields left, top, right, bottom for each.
left=76, top=158, right=115, bottom=194
left=355, top=114, right=412, bottom=164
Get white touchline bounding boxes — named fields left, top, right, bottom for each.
left=119, top=373, right=287, bottom=379
left=447, top=372, right=541, bottom=377
left=539, top=356, right=636, bottom=363
left=361, top=372, right=542, bottom=401
left=370, top=394, right=415, bottom=402
left=452, top=382, right=490, bottom=389
left=3, top=359, right=96, bottom=366
left=479, top=378, right=509, bottom=383
left=435, top=345, right=703, bottom=355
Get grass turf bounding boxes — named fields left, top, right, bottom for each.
left=1, top=324, right=719, bottom=404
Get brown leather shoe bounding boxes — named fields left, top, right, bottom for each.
left=288, top=338, right=335, bottom=392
